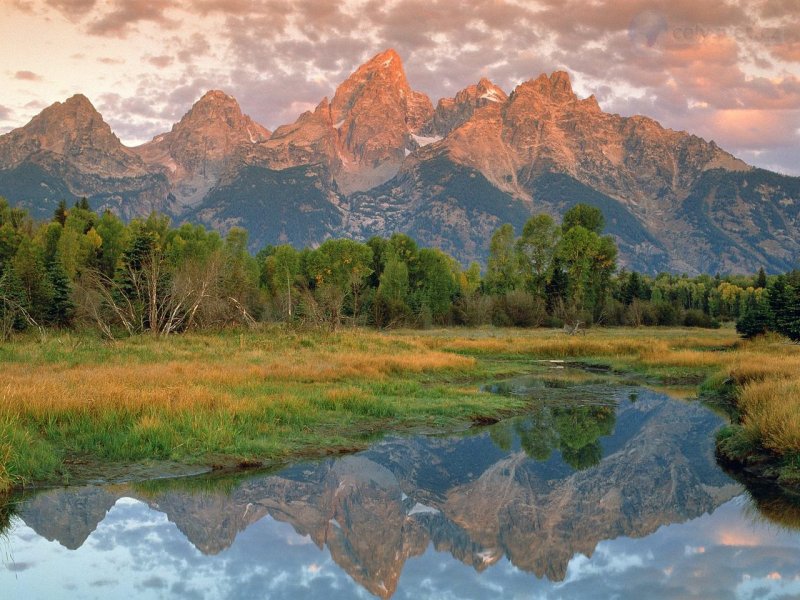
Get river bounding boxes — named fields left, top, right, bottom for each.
left=3, top=377, right=800, bottom=599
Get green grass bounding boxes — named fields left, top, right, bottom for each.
left=0, top=326, right=535, bottom=493
left=3, top=324, right=797, bottom=494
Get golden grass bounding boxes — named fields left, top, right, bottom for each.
left=416, top=327, right=736, bottom=360
left=739, top=379, right=800, bottom=455
left=0, top=327, right=495, bottom=490
left=639, top=348, right=728, bottom=368
left=2, top=324, right=799, bottom=491
left=0, top=338, right=472, bottom=418
left=727, top=355, right=800, bottom=386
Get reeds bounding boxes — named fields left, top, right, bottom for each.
left=0, top=327, right=501, bottom=490
left=738, top=378, right=800, bottom=455
left=3, top=325, right=798, bottom=492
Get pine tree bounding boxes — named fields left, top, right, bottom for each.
left=735, top=295, right=773, bottom=339
left=45, top=256, right=74, bottom=327
left=755, top=267, right=767, bottom=289
left=768, top=276, right=800, bottom=341
left=112, top=226, right=158, bottom=331
left=0, top=265, right=30, bottom=333
left=54, top=200, right=68, bottom=225
left=11, top=238, right=53, bottom=323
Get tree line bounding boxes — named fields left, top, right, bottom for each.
left=0, top=196, right=791, bottom=339
left=736, top=270, right=800, bottom=341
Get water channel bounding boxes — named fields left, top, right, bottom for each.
left=3, top=376, right=800, bottom=599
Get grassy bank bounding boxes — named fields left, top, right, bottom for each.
left=1, top=325, right=797, bottom=494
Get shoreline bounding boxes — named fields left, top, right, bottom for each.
left=1, top=326, right=797, bottom=496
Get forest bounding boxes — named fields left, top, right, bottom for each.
left=0, top=196, right=797, bottom=340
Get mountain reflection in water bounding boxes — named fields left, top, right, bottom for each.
left=4, top=385, right=800, bottom=599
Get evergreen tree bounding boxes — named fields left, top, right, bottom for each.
left=0, top=265, right=30, bottom=332
left=736, top=294, right=773, bottom=339
left=11, top=238, right=53, bottom=323
left=768, top=276, right=800, bottom=341
left=755, top=267, right=767, bottom=289
left=54, top=200, right=68, bottom=225
left=621, top=271, right=650, bottom=305
left=45, top=257, right=74, bottom=327
left=113, top=225, right=159, bottom=328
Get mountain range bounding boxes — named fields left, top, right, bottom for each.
left=1, top=49, right=798, bottom=274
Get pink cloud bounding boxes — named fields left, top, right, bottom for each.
left=14, top=70, right=42, bottom=81
left=45, top=0, right=96, bottom=19
left=147, top=55, right=173, bottom=68
left=86, top=0, right=178, bottom=37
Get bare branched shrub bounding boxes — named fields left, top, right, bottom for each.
left=75, top=249, right=258, bottom=338
left=455, top=293, right=493, bottom=326
left=297, top=284, right=346, bottom=331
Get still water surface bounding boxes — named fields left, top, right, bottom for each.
left=3, top=380, right=800, bottom=599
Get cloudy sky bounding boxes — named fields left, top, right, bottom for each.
left=5, top=494, right=800, bottom=599
left=1, top=0, right=798, bottom=174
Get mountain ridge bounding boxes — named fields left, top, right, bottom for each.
left=0, top=49, right=797, bottom=274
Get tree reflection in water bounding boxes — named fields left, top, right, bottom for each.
left=489, top=403, right=616, bottom=471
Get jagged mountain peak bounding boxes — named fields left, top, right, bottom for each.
left=0, top=91, right=150, bottom=180
left=512, top=70, right=579, bottom=104
left=330, top=48, right=419, bottom=123
left=548, top=70, right=574, bottom=93
left=476, top=77, right=506, bottom=96
left=459, top=78, right=507, bottom=104
left=164, top=90, right=270, bottom=140
left=426, top=77, right=507, bottom=137
left=0, top=49, right=795, bottom=276
left=198, top=89, right=235, bottom=102
left=358, top=48, right=403, bottom=73
left=256, top=48, right=433, bottom=194
left=25, top=93, right=110, bottom=139
left=60, top=93, right=98, bottom=111
left=131, top=89, right=270, bottom=211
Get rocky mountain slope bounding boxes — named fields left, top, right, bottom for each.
left=0, top=94, right=170, bottom=219
left=132, top=90, right=270, bottom=213
left=0, top=50, right=798, bottom=274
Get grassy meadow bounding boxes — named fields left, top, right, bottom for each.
left=1, top=324, right=799, bottom=494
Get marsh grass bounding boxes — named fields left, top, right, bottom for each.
left=0, top=327, right=528, bottom=492
left=2, top=324, right=799, bottom=492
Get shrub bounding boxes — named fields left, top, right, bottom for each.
left=624, top=299, right=657, bottom=327
left=454, top=293, right=493, bottom=326
left=684, top=309, right=720, bottom=328
left=492, top=290, right=546, bottom=327
left=653, top=302, right=679, bottom=326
